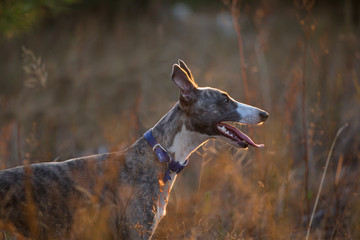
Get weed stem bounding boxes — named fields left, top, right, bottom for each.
left=305, top=123, right=349, bottom=240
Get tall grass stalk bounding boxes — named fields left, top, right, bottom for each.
left=230, top=0, right=249, bottom=102
left=305, top=123, right=349, bottom=240
left=301, top=33, right=310, bottom=220
left=295, top=0, right=315, bottom=221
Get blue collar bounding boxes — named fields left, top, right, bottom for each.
left=144, top=129, right=188, bottom=183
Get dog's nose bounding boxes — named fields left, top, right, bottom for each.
left=259, top=111, right=269, bottom=122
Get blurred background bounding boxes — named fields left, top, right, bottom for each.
left=0, top=0, right=359, bottom=239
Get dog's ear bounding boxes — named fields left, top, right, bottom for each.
left=171, top=64, right=198, bottom=102
left=178, top=59, right=194, bottom=81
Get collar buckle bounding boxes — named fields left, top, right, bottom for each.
left=152, top=143, right=167, bottom=153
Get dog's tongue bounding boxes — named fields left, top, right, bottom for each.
left=236, top=128, right=264, bottom=148
left=220, top=123, right=264, bottom=148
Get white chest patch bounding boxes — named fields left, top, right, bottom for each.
left=168, top=124, right=209, bottom=164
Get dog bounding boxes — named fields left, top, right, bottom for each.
left=0, top=60, right=268, bottom=239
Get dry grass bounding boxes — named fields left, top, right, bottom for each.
left=0, top=1, right=359, bottom=239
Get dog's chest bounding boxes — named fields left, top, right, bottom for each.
left=168, top=124, right=208, bottom=164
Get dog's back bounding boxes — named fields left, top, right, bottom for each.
left=0, top=152, right=134, bottom=239
left=0, top=136, right=165, bottom=240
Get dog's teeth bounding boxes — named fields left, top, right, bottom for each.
left=219, top=125, right=240, bottom=140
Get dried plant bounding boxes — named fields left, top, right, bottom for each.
left=227, top=0, right=250, bottom=102
left=21, top=46, right=48, bottom=89
left=295, top=0, right=316, bottom=222
left=306, top=123, right=348, bottom=240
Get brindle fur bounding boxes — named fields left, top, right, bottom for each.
left=0, top=142, right=166, bottom=239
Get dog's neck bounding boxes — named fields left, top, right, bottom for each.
left=148, top=103, right=210, bottom=235
left=151, top=103, right=209, bottom=165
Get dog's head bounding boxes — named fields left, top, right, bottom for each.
left=172, top=60, right=268, bottom=148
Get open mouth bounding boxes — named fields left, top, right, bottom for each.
left=216, top=122, right=264, bottom=148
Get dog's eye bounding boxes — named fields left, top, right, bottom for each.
left=223, top=97, right=229, bottom=103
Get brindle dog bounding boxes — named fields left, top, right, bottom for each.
left=0, top=60, right=268, bottom=239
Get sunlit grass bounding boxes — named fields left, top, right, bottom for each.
left=0, top=1, right=359, bottom=239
